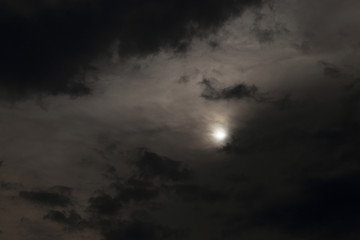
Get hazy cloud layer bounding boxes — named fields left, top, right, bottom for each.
left=1, top=1, right=360, bottom=240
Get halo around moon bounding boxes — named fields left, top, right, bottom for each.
left=212, top=127, right=228, bottom=142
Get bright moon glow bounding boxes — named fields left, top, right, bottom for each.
left=212, top=127, right=228, bottom=141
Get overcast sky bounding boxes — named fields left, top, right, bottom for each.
left=1, top=0, right=360, bottom=239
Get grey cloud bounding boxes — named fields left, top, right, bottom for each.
left=177, top=76, right=191, bottom=85
left=200, top=78, right=265, bottom=102
left=290, top=0, right=360, bottom=54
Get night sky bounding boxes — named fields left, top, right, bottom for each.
left=1, top=1, right=360, bottom=239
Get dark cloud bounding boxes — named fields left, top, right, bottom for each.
left=221, top=79, right=360, bottom=158
left=87, top=149, right=189, bottom=216
left=269, top=94, right=294, bottom=110
left=216, top=64, right=360, bottom=239
left=19, top=187, right=72, bottom=207
left=319, top=61, right=343, bottom=79
left=221, top=84, right=261, bottom=101
left=208, top=39, right=221, bottom=50
left=135, top=150, right=190, bottom=181
left=199, top=78, right=221, bottom=100
left=114, top=178, right=160, bottom=203
left=87, top=192, right=122, bottom=216
left=38, top=149, right=191, bottom=239
left=0, top=0, right=262, bottom=99
left=252, top=27, right=275, bottom=43
left=44, top=210, right=88, bottom=231
left=200, top=78, right=265, bottom=101
left=98, top=220, right=183, bottom=240
left=251, top=174, right=360, bottom=237
left=47, top=185, right=72, bottom=196
left=0, top=180, right=22, bottom=190
left=345, top=78, right=360, bottom=91
left=250, top=4, right=289, bottom=44
left=177, top=76, right=190, bottom=84
left=167, top=184, right=229, bottom=203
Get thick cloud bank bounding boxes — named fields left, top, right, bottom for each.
left=0, top=0, right=261, bottom=98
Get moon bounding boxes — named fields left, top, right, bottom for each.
left=212, top=127, right=228, bottom=142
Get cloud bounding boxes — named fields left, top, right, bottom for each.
left=135, top=149, right=190, bottom=181
left=19, top=187, right=72, bottom=207
left=47, top=185, right=73, bottom=196
left=215, top=59, right=360, bottom=239
left=98, top=220, right=183, bottom=240
left=177, top=75, right=190, bottom=84
left=87, top=149, right=190, bottom=216
left=37, top=149, right=191, bottom=239
left=166, top=183, right=229, bottom=203
left=318, top=61, right=343, bottom=79
left=250, top=3, right=289, bottom=43
left=250, top=174, right=360, bottom=237
left=0, top=0, right=262, bottom=99
left=87, top=192, right=122, bottom=216
left=200, top=78, right=264, bottom=101
left=220, top=72, right=360, bottom=157
left=44, top=210, right=89, bottom=231
left=284, top=0, right=360, bottom=55
left=4, top=2, right=360, bottom=239
left=114, top=177, right=160, bottom=203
